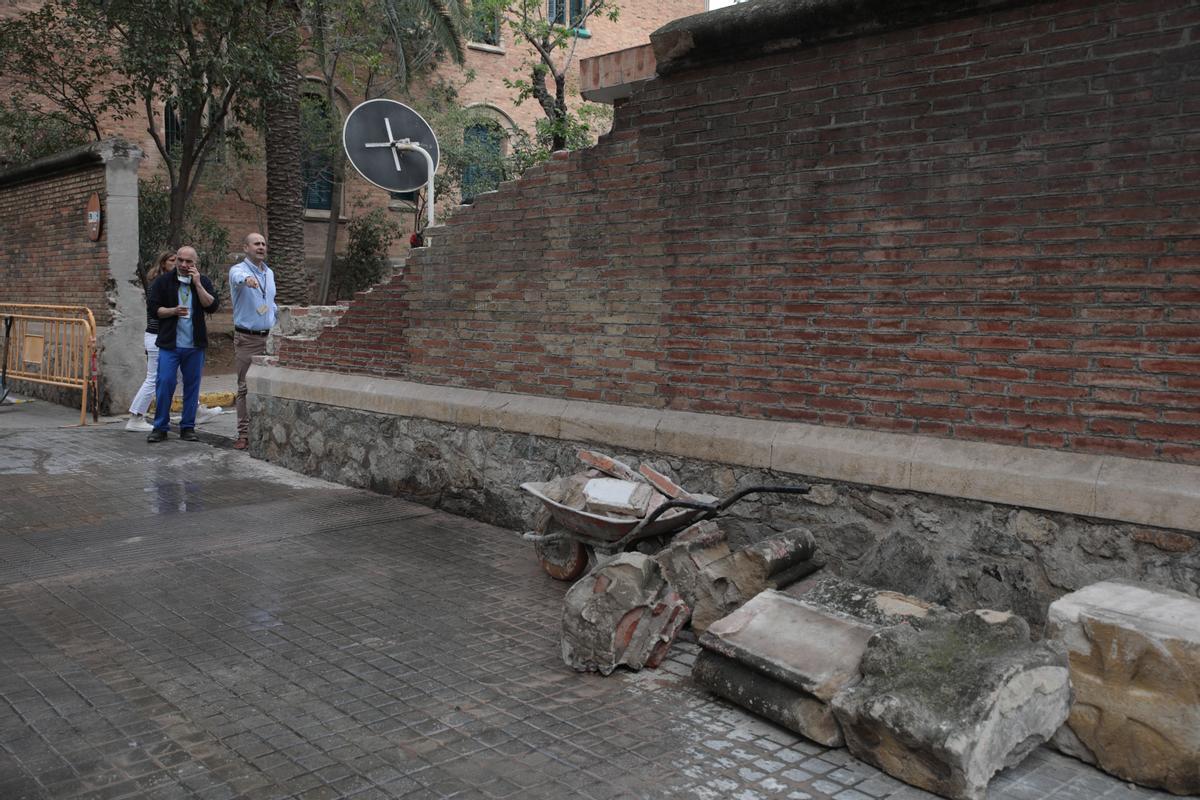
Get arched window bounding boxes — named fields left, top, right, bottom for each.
left=461, top=121, right=505, bottom=204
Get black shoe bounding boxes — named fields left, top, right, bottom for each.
left=147, top=429, right=168, bottom=443
left=179, top=429, right=199, bottom=442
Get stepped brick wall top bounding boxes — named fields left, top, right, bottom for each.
left=278, top=0, right=1200, bottom=466
left=0, top=160, right=112, bottom=325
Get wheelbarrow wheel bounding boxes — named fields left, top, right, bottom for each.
left=536, top=536, right=590, bottom=582
left=531, top=509, right=591, bottom=582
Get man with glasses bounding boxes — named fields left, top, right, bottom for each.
left=146, top=246, right=220, bottom=443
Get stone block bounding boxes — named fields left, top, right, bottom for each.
left=653, top=520, right=733, bottom=632
left=667, top=527, right=818, bottom=632
left=830, top=611, right=1071, bottom=800
left=1046, top=580, right=1200, bottom=795
left=699, top=589, right=876, bottom=745
left=783, top=574, right=937, bottom=626
left=561, top=553, right=690, bottom=676
left=693, top=650, right=843, bottom=747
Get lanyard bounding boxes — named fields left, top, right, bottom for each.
left=245, top=260, right=268, bottom=301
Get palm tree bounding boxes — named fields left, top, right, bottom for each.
left=264, top=0, right=312, bottom=306
left=263, top=0, right=465, bottom=305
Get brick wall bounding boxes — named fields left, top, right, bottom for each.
left=278, top=0, right=1200, bottom=465
left=0, top=163, right=112, bottom=324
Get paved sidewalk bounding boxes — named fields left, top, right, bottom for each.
left=0, top=398, right=1174, bottom=799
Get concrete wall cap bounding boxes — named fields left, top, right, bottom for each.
left=246, top=365, right=1200, bottom=536
left=651, top=0, right=1030, bottom=76
left=0, top=137, right=143, bottom=188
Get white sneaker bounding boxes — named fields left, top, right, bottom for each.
left=125, top=415, right=154, bottom=432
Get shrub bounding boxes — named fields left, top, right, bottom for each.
left=330, top=210, right=402, bottom=300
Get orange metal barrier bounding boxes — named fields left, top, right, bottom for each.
left=0, top=304, right=98, bottom=425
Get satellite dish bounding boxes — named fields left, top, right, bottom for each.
left=342, top=99, right=440, bottom=194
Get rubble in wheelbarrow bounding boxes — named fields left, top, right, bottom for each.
left=560, top=553, right=690, bottom=675
left=582, top=477, right=659, bottom=518
left=655, top=520, right=822, bottom=632
left=691, top=575, right=1073, bottom=800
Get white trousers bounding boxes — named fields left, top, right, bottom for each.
left=128, top=331, right=159, bottom=416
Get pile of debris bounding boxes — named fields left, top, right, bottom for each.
left=526, top=453, right=1200, bottom=799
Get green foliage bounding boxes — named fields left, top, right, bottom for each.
left=304, top=0, right=466, bottom=100
left=477, top=0, right=619, bottom=150
left=0, top=102, right=90, bottom=168
left=330, top=210, right=403, bottom=300
left=0, top=1, right=136, bottom=143
left=0, top=0, right=289, bottom=247
left=138, top=178, right=230, bottom=298
left=410, top=77, right=610, bottom=211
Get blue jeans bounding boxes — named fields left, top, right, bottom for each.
left=152, top=347, right=205, bottom=432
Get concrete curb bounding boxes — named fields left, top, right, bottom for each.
left=248, top=363, right=1200, bottom=535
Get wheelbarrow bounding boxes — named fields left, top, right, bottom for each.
left=521, top=450, right=810, bottom=581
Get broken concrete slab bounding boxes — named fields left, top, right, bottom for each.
left=1046, top=580, right=1200, bottom=795
left=830, top=610, right=1071, bottom=800
left=702, top=589, right=874, bottom=703
left=693, top=650, right=843, bottom=747
left=561, top=552, right=690, bottom=675
left=697, top=589, right=876, bottom=745
left=583, top=477, right=654, bottom=517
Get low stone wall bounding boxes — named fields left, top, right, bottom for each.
left=248, top=388, right=1199, bottom=632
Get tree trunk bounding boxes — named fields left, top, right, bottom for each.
left=263, top=2, right=310, bottom=305
left=167, top=182, right=187, bottom=250
left=316, top=151, right=345, bottom=304
left=551, top=73, right=568, bottom=151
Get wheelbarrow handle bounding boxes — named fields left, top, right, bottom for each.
left=636, top=484, right=812, bottom=532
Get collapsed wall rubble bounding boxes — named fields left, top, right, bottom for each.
left=539, top=456, right=1200, bottom=799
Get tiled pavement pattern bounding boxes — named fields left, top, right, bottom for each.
left=0, top=423, right=1177, bottom=799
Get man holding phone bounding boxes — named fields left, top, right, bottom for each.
left=146, top=245, right=220, bottom=443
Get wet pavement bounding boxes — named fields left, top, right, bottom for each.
left=0, top=395, right=1176, bottom=799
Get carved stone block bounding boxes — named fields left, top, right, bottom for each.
left=1047, top=580, right=1200, bottom=795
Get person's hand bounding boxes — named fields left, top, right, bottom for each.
left=244, top=276, right=260, bottom=289
left=175, top=305, right=189, bottom=317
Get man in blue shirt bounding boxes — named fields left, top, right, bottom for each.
left=146, top=246, right=220, bottom=442
left=229, top=232, right=278, bottom=450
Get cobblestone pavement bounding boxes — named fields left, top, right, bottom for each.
left=0, top=412, right=1176, bottom=799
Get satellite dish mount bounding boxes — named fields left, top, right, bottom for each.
left=342, top=99, right=441, bottom=230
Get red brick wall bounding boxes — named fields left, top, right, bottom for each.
left=0, top=164, right=112, bottom=325
left=278, top=0, right=1200, bottom=465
